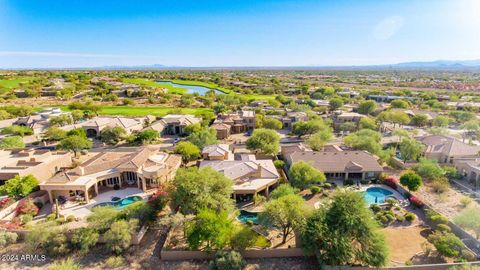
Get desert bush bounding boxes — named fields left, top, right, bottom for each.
left=460, top=196, right=473, bottom=207
left=66, top=215, right=76, bottom=223
left=20, top=214, right=33, bottom=224
left=70, top=228, right=99, bottom=254
left=409, top=196, right=424, bottom=208
left=383, top=176, right=398, bottom=189
left=49, top=258, right=82, bottom=270
left=405, top=212, right=416, bottom=222
left=370, top=204, right=381, bottom=213
left=431, top=177, right=450, bottom=193
left=105, top=256, right=125, bottom=268
left=437, top=224, right=452, bottom=233
left=16, top=198, right=39, bottom=216
left=0, top=231, right=18, bottom=247
left=396, top=215, right=405, bottom=222
left=310, top=186, right=322, bottom=195
left=210, top=250, right=246, bottom=270
left=45, top=231, right=70, bottom=257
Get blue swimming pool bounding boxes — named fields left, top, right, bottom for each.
left=237, top=210, right=259, bottom=224
left=93, top=195, right=143, bottom=209
left=363, top=187, right=393, bottom=205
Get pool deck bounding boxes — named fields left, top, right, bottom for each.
left=59, top=188, right=148, bottom=219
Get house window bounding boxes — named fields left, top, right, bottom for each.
left=106, top=177, right=119, bottom=186
left=367, top=172, right=374, bottom=178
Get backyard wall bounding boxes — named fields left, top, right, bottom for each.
left=160, top=247, right=305, bottom=261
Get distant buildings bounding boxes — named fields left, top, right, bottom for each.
left=212, top=111, right=255, bottom=139
left=418, top=135, right=480, bottom=164
left=367, top=95, right=414, bottom=103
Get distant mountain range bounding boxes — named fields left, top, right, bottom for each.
left=393, top=59, right=480, bottom=68
left=4, top=60, right=480, bottom=70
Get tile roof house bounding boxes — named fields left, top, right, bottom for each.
left=202, top=144, right=232, bottom=160
left=40, top=147, right=181, bottom=204
left=144, top=114, right=201, bottom=136
left=418, top=135, right=480, bottom=164
left=332, top=111, right=365, bottom=131
left=199, top=146, right=279, bottom=200
left=80, top=116, right=146, bottom=137
left=266, top=111, right=308, bottom=130
left=285, top=150, right=383, bottom=181
left=0, top=149, right=73, bottom=185
left=212, top=111, right=256, bottom=139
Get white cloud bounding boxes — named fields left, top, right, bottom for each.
left=372, top=15, right=404, bottom=40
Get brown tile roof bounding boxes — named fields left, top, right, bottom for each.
left=418, top=135, right=480, bottom=157
left=287, top=150, right=383, bottom=173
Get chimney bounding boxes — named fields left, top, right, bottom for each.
left=76, top=166, right=85, bottom=175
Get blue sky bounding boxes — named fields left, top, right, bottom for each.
left=0, top=0, right=479, bottom=68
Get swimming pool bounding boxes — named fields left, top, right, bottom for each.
left=363, top=187, right=394, bottom=205
left=93, top=195, right=143, bottom=209
left=237, top=210, right=259, bottom=224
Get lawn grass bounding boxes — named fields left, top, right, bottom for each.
left=0, top=78, right=33, bottom=90
left=57, top=105, right=212, bottom=117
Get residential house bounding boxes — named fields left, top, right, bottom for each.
left=0, top=149, right=72, bottom=185
left=79, top=116, right=147, bottom=137
left=332, top=111, right=365, bottom=131
left=212, top=111, right=255, bottom=139
left=13, top=107, right=71, bottom=134
left=199, top=145, right=279, bottom=201
left=267, top=111, right=308, bottom=130
left=418, top=135, right=480, bottom=164
left=144, top=114, right=201, bottom=136
left=40, top=147, right=181, bottom=204
left=202, top=144, right=232, bottom=160
left=285, top=150, right=383, bottom=181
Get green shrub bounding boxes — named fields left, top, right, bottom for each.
left=120, top=201, right=154, bottom=224
left=46, top=213, right=56, bottom=221
left=49, top=258, right=82, bottom=270
left=396, top=215, right=405, bottom=222
left=460, top=196, right=473, bottom=208
left=385, top=197, right=397, bottom=206
left=66, top=215, right=76, bottom=223
left=405, top=212, right=416, bottom=222
left=310, top=186, right=321, bottom=195
left=70, top=228, right=99, bottom=254
left=430, top=214, right=449, bottom=229
left=104, top=220, right=133, bottom=254
left=370, top=204, right=381, bottom=213
left=437, top=224, right=451, bottom=233
left=0, top=231, right=18, bottom=247
left=210, top=250, right=246, bottom=270
left=105, top=256, right=125, bottom=268
left=384, top=213, right=395, bottom=222
left=45, top=231, right=70, bottom=257
left=323, top=182, right=332, bottom=189
left=20, top=214, right=33, bottom=224
left=273, top=160, right=285, bottom=168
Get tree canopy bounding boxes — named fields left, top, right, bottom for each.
left=292, top=119, right=329, bottom=138
left=174, top=141, right=201, bottom=164
left=187, top=127, right=218, bottom=149
left=288, top=161, right=326, bottom=189
left=262, top=118, right=283, bottom=130
left=100, top=126, right=127, bottom=145
left=57, top=135, right=92, bottom=155
left=246, top=128, right=280, bottom=155
left=400, top=171, right=423, bottom=192
left=0, top=136, right=25, bottom=149
left=301, top=190, right=389, bottom=267
left=185, top=208, right=233, bottom=251
left=358, top=100, right=377, bottom=115
left=399, top=138, right=425, bottom=162
left=0, top=174, right=39, bottom=199
left=170, top=167, right=234, bottom=215
left=259, top=194, right=310, bottom=243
